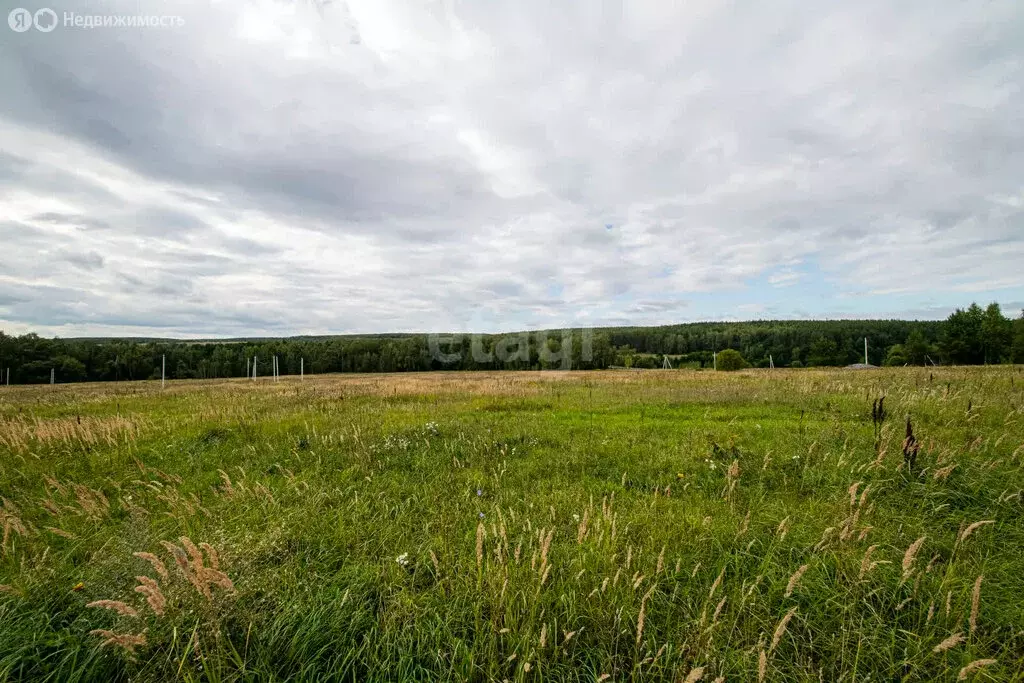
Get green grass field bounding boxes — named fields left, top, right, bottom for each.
left=1, top=368, right=1022, bottom=681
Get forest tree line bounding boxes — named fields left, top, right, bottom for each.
left=0, top=303, right=1022, bottom=384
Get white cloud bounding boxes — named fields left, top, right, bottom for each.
left=1, top=0, right=1022, bottom=337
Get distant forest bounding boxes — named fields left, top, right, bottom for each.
left=1, top=303, right=1022, bottom=384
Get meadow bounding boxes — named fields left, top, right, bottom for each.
left=0, top=368, right=1022, bottom=681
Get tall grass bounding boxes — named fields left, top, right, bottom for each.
left=0, top=367, right=1022, bottom=680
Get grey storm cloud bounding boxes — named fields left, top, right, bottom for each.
left=0, top=0, right=1022, bottom=338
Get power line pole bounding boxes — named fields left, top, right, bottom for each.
left=300, top=357, right=304, bottom=380
left=864, top=337, right=868, bottom=365
left=162, top=354, right=166, bottom=389
left=51, top=368, right=55, bottom=386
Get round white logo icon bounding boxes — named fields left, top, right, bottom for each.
left=33, top=8, right=57, bottom=32
left=8, top=7, right=32, bottom=32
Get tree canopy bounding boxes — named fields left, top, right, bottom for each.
left=0, top=303, right=1018, bottom=384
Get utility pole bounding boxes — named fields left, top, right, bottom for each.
left=864, top=337, right=868, bottom=365
left=713, top=351, right=717, bottom=371
left=253, top=356, right=257, bottom=380
left=246, top=357, right=250, bottom=380
left=51, top=368, right=55, bottom=385
left=162, top=354, right=166, bottom=389
left=769, top=354, right=774, bottom=369
left=300, top=357, right=304, bottom=380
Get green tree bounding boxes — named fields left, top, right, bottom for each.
left=884, top=344, right=908, bottom=367
left=807, top=338, right=842, bottom=367
left=1013, top=311, right=1024, bottom=363
left=716, top=349, right=748, bottom=371
left=941, top=303, right=984, bottom=365
left=904, top=329, right=930, bottom=366
left=981, top=302, right=1012, bottom=363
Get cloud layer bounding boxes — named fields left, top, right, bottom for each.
left=2, top=0, right=1023, bottom=337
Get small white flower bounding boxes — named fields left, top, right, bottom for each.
left=573, top=514, right=580, bottom=522
left=396, top=552, right=410, bottom=567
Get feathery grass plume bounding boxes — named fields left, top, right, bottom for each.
left=539, top=527, right=555, bottom=574
left=785, top=564, right=809, bottom=597
left=902, top=536, right=926, bottom=580
left=429, top=550, right=440, bottom=576
left=199, top=542, right=220, bottom=571
left=45, top=527, right=75, bottom=539
left=848, top=481, right=861, bottom=509
left=858, top=485, right=871, bottom=509
left=957, top=520, right=994, bottom=545
left=218, top=469, right=235, bottom=496
left=970, top=575, right=983, bottom=635
left=476, top=521, right=485, bottom=571
left=860, top=544, right=879, bottom=579
left=179, top=537, right=205, bottom=568
left=656, top=545, right=665, bottom=574
left=712, top=678, right=725, bottom=683
left=769, top=607, right=797, bottom=653
left=134, top=576, right=165, bottom=616
left=708, top=566, right=725, bottom=599
left=89, top=629, right=146, bottom=653
left=814, top=526, right=835, bottom=551
left=597, top=675, right=611, bottom=682
left=562, top=630, right=577, bottom=644
left=933, top=632, right=964, bottom=653
left=758, top=647, right=767, bottom=682
left=86, top=600, right=139, bottom=617
left=946, top=590, right=953, bottom=617
left=683, top=666, right=705, bottom=682
left=539, top=622, right=548, bottom=648
left=636, top=586, right=654, bottom=647
left=577, top=507, right=590, bottom=543
left=957, top=659, right=996, bottom=680
left=933, top=463, right=957, bottom=481
left=159, top=541, right=189, bottom=573
left=737, top=510, right=751, bottom=537
left=776, top=515, right=791, bottom=540
left=903, top=416, right=920, bottom=470
left=712, top=596, right=726, bottom=625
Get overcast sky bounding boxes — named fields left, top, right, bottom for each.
left=2, top=0, right=1023, bottom=338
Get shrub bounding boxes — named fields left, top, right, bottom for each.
left=716, top=349, right=748, bottom=371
